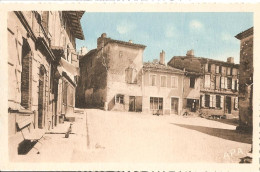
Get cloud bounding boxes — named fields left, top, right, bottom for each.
left=189, top=20, right=203, bottom=31
left=164, top=25, right=177, bottom=38
left=221, top=32, right=239, bottom=44
left=116, top=20, right=136, bottom=35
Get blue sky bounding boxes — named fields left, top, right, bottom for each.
left=76, top=12, right=253, bottom=64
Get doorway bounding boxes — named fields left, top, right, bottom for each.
left=129, top=96, right=136, bottom=112
left=226, top=96, right=231, bottom=114
left=171, top=97, right=179, bottom=115
left=129, top=96, right=142, bottom=112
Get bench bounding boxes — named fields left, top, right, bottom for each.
left=16, top=117, right=46, bottom=154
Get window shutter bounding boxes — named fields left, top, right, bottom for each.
left=216, top=66, right=219, bottom=73
left=234, top=97, right=238, bottom=109
left=221, top=77, right=224, bottom=89
left=210, top=95, right=213, bottom=107
left=205, top=64, right=208, bottom=72
left=225, top=77, right=228, bottom=89
left=232, top=79, right=235, bottom=90
left=236, top=79, right=239, bottom=91
left=213, top=95, right=216, bottom=107
left=201, top=95, right=205, bottom=107
left=132, top=69, right=137, bottom=83
left=220, top=96, right=224, bottom=108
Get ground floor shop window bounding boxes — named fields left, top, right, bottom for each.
left=150, top=97, right=163, bottom=110
left=116, top=94, right=124, bottom=104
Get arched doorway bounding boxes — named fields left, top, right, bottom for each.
left=38, top=65, right=46, bottom=129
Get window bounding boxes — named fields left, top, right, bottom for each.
left=160, top=75, right=167, bottom=87
left=221, top=77, right=228, bottom=89
left=190, top=77, right=195, bottom=88
left=232, top=79, right=236, bottom=90
left=171, top=76, right=178, bottom=88
left=208, top=64, right=211, bottom=73
left=116, top=94, right=124, bottom=104
left=149, top=74, right=156, bottom=86
left=216, top=66, right=219, bottom=73
left=227, top=78, right=232, bottom=89
left=150, top=97, right=163, bottom=110
left=227, top=67, right=231, bottom=75
left=204, top=75, right=210, bottom=88
left=205, top=95, right=210, bottom=107
left=126, top=68, right=137, bottom=84
left=216, top=95, right=221, bottom=108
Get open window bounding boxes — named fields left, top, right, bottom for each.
left=115, top=94, right=124, bottom=104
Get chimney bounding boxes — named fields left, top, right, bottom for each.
left=80, top=46, right=88, bottom=56
left=159, top=50, right=165, bottom=65
left=97, top=33, right=107, bottom=50
left=186, top=49, right=194, bottom=57
left=227, top=57, right=234, bottom=63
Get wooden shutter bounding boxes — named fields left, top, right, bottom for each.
left=225, top=77, right=228, bottom=89
left=210, top=95, right=213, bottom=107
left=234, top=97, right=238, bottom=109
left=236, top=79, right=239, bottom=91
left=201, top=95, right=205, bottom=107
left=221, top=77, right=224, bottom=89
left=205, top=64, right=208, bottom=72
left=220, top=96, right=224, bottom=108
left=213, top=95, right=216, bottom=108
left=216, top=66, right=219, bottom=73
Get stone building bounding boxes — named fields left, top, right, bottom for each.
left=8, top=11, right=84, bottom=155
left=142, top=51, right=184, bottom=115
left=76, top=33, right=146, bottom=111
left=168, top=50, right=239, bottom=117
left=235, top=27, right=253, bottom=132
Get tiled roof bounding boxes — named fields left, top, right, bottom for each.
left=143, top=62, right=184, bottom=74
left=235, top=27, right=253, bottom=40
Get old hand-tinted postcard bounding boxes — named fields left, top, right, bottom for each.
left=0, top=1, right=259, bottom=172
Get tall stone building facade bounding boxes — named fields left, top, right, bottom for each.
left=235, top=27, right=253, bottom=132
left=168, top=50, right=239, bottom=117
left=8, top=11, right=84, bottom=155
left=77, top=33, right=146, bottom=111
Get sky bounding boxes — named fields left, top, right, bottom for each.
left=76, top=12, right=253, bottom=64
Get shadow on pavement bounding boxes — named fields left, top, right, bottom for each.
left=171, top=123, right=252, bottom=144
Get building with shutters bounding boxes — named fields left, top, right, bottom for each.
left=8, top=11, right=84, bottom=155
left=235, top=27, right=253, bottom=132
left=76, top=33, right=146, bottom=111
left=142, top=51, right=185, bottom=115
left=168, top=50, right=239, bottom=117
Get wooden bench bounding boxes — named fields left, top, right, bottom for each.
left=16, top=117, right=45, bottom=154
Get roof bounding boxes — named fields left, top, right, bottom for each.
left=169, top=56, right=239, bottom=68
left=64, top=11, right=85, bottom=40
left=235, top=27, right=253, bottom=40
left=104, top=38, right=146, bottom=49
left=143, top=62, right=184, bottom=74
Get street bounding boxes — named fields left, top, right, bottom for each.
left=73, top=109, right=251, bottom=163
left=10, top=109, right=251, bottom=163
